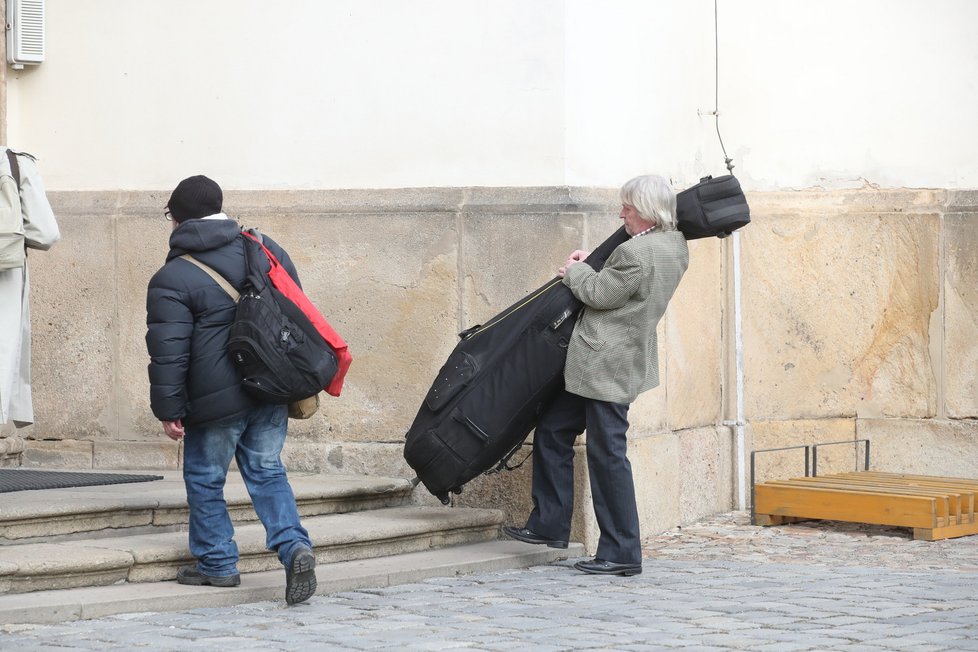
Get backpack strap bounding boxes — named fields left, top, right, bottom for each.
left=179, top=254, right=240, bottom=303
left=5, top=149, right=20, bottom=192
left=244, top=226, right=263, bottom=243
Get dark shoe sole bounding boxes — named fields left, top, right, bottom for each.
left=573, top=560, right=642, bottom=577
left=175, top=567, right=241, bottom=587
left=286, top=548, right=317, bottom=605
left=502, top=526, right=569, bottom=549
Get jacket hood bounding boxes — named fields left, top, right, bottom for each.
left=166, top=215, right=241, bottom=261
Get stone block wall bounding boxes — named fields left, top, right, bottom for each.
left=744, top=189, right=978, bottom=487
left=4, top=185, right=978, bottom=543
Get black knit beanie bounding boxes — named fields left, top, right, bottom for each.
left=166, top=175, right=223, bottom=222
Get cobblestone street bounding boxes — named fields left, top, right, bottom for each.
left=4, top=512, right=977, bottom=651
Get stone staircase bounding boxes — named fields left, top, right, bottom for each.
left=0, top=470, right=582, bottom=625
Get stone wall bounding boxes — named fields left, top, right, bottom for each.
left=4, top=186, right=978, bottom=542
left=745, top=189, right=978, bottom=485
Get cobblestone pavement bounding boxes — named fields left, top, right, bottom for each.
left=3, top=511, right=978, bottom=651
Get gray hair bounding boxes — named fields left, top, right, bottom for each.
left=619, top=175, right=678, bottom=232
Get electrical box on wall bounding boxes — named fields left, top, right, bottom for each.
left=6, top=0, right=45, bottom=70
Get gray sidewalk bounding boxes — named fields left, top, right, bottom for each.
left=3, top=511, right=978, bottom=651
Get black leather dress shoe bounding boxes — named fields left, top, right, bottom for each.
left=502, top=526, right=569, bottom=549
left=574, top=558, right=642, bottom=576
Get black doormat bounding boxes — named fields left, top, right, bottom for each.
left=0, top=469, right=165, bottom=493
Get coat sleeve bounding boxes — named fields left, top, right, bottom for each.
left=145, top=273, right=193, bottom=421
left=563, top=246, right=644, bottom=310
left=15, top=154, right=60, bottom=251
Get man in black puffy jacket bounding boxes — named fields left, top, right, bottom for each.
left=146, top=175, right=316, bottom=605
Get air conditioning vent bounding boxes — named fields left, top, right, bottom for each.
left=6, top=0, right=45, bottom=69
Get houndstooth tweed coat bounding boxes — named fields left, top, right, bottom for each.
left=562, top=229, right=688, bottom=405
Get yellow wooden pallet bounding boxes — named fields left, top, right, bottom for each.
left=753, top=471, right=978, bottom=541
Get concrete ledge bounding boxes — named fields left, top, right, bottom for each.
left=0, top=540, right=585, bottom=625
left=46, top=186, right=623, bottom=217
left=947, top=189, right=978, bottom=209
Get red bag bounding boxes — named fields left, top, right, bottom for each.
left=243, top=231, right=352, bottom=397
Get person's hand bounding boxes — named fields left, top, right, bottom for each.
left=162, top=419, right=185, bottom=441
left=558, top=249, right=590, bottom=277
left=558, top=249, right=591, bottom=277
left=558, top=258, right=576, bottom=277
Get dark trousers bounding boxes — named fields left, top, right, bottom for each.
left=525, top=389, right=641, bottom=564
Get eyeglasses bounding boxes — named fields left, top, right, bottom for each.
left=164, top=208, right=172, bottom=221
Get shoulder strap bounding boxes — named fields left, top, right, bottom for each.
left=179, top=254, right=240, bottom=303
left=5, top=149, right=20, bottom=192
left=244, top=226, right=263, bottom=243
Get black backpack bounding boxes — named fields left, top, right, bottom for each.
left=182, top=233, right=338, bottom=404
left=676, top=174, right=751, bottom=239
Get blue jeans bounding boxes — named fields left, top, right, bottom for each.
left=182, top=403, right=311, bottom=577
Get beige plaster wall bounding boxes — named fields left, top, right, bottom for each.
left=9, top=2, right=978, bottom=192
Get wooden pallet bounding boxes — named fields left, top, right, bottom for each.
left=753, top=471, right=978, bottom=541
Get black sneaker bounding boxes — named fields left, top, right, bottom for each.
left=175, top=566, right=241, bottom=587
left=285, top=545, right=317, bottom=605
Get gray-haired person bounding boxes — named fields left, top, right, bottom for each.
left=504, top=174, right=689, bottom=576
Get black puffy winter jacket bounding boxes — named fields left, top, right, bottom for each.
left=145, top=217, right=300, bottom=426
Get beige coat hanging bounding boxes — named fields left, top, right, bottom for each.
left=0, top=149, right=60, bottom=426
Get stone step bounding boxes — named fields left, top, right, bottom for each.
left=0, top=504, right=506, bottom=594
left=0, top=540, right=585, bottom=626
left=0, top=471, right=415, bottom=543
